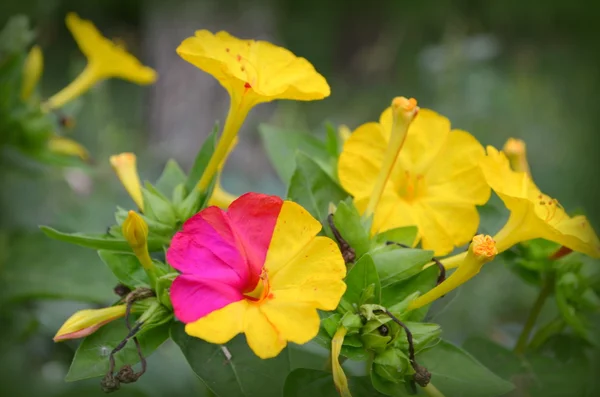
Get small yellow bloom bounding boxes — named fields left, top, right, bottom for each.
left=45, top=13, right=157, bottom=110
left=176, top=30, right=330, bottom=191
left=47, top=136, right=89, bottom=160
left=408, top=235, right=497, bottom=310
left=332, top=327, right=352, bottom=397
left=122, top=210, right=153, bottom=271
left=503, top=138, right=530, bottom=176
left=338, top=103, right=491, bottom=255
left=53, top=306, right=126, bottom=342
left=110, top=153, right=144, bottom=211
left=482, top=146, right=600, bottom=258
left=21, top=45, right=43, bottom=100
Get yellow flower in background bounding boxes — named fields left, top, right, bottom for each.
left=503, top=138, right=530, bottom=176
left=110, top=153, right=144, bottom=211
left=338, top=124, right=351, bottom=144
left=47, top=136, right=89, bottom=160
left=45, top=13, right=157, bottom=110
left=21, top=45, right=43, bottom=100
left=338, top=104, right=491, bottom=255
left=53, top=306, right=126, bottom=341
left=441, top=146, right=600, bottom=269
left=408, top=235, right=497, bottom=310
left=177, top=30, right=330, bottom=191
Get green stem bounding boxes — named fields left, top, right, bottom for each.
left=514, top=272, right=555, bottom=355
left=422, top=383, right=446, bottom=397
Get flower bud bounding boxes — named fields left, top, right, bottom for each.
left=408, top=235, right=497, bottom=310
left=122, top=210, right=154, bottom=273
left=110, top=153, right=144, bottom=211
left=47, top=136, right=90, bottom=160
left=503, top=138, right=531, bottom=176
left=21, top=45, right=43, bottom=100
left=53, top=306, right=126, bottom=342
left=373, top=348, right=410, bottom=383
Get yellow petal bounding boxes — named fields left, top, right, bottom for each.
left=47, top=136, right=89, bottom=160
left=243, top=304, right=286, bottom=359
left=54, top=306, right=126, bottom=342
left=65, top=13, right=157, bottom=84
left=208, top=178, right=237, bottom=209
left=110, top=153, right=144, bottom=211
left=260, top=301, right=320, bottom=344
left=176, top=30, right=329, bottom=105
left=185, top=300, right=247, bottom=344
left=21, top=45, right=43, bottom=100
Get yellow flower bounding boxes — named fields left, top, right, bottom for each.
left=338, top=102, right=491, bottom=255
left=47, top=136, right=89, bottom=160
left=45, top=13, right=157, bottom=110
left=176, top=30, right=330, bottom=191
left=408, top=235, right=497, bottom=310
left=21, top=45, right=43, bottom=100
left=53, top=306, right=126, bottom=342
left=484, top=146, right=600, bottom=258
left=110, top=153, right=144, bottom=211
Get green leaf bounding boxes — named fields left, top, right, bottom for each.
left=370, top=362, right=412, bottom=397
left=462, top=337, right=524, bottom=381
left=0, top=233, right=116, bottom=303
left=171, top=322, right=322, bottom=397
left=418, top=340, right=514, bottom=397
left=142, top=184, right=178, bottom=227
left=65, top=319, right=170, bottom=381
left=343, top=254, right=381, bottom=306
left=97, top=250, right=150, bottom=289
left=155, top=159, right=187, bottom=198
left=371, top=247, right=433, bottom=287
left=185, top=127, right=217, bottom=193
left=333, top=199, right=371, bottom=258
left=287, top=152, right=348, bottom=224
left=374, top=226, right=418, bottom=247
left=260, top=124, right=334, bottom=185
left=40, top=226, right=168, bottom=252
left=381, top=266, right=438, bottom=321
left=283, top=369, right=386, bottom=397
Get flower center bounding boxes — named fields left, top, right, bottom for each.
left=535, top=194, right=564, bottom=224
left=396, top=170, right=426, bottom=202
left=243, top=268, right=272, bottom=304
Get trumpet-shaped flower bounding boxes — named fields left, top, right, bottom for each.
left=45, top=13, right=156, bottom=110
left=338, top=104, right=491, bottom=255
left=110, top=153, right=144, bottom=211
left=176, top=30, right=330, bottom=191
left=408, top=235, right=497, bottom=310
left=47, top=136, right=89, bottom=160
left=54, top=306, right=126, bottom=342
left=21, top=45, right=43, bottom=100
left=167, top=192, right=346, bottom=358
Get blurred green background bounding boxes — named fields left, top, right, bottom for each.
left=1, top=0, right=599, bottom=396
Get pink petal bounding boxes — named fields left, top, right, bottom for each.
left=167, top=215, right=249, bottom=288
left=227, top=193, right=283, bottom=288
left=170, top=274, right=244, bottom=323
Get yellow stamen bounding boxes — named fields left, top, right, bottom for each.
left=364, top=97, right=419, bottom=219
left=409, top=235, right=497, bottom=310
left=110, top=153, right=145, bottom=211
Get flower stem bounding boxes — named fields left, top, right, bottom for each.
left=44, top=64, right=100, bottom=110
left=514, top=272, right=555, bottom=355
left=423, top=383, right=446, bottom=397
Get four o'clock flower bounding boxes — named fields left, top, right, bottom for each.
left=167, top=193, right=346, bottom=358
left=338, top=98, right=491, bottom=255
left=176, top=30, right=330, bottom=192
left=21, top=45, right=43, bottom=101
left=408, top=235, right=497, bottom=310
left=440, top=146, right=600, bottom=269
left=53, top=306, right=126, bottom=342
left=44, top=13, right=156, bottom=110
left=110, top=153, right=145, bottom=212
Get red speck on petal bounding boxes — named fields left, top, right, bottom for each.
left=244, top=82, right=252, bottom=90
left=268, top=293, right=274, bottom=299
left=237, top=54, right=242, bottom=62
left=225, top=48, right=230, bottom=52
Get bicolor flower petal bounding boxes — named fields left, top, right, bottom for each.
left=54, top=306, right=126, bottom=342
left=110, top=153, right=144, bottom=211
left=167, top=193, right=347, bottom=359
left=408, top=235, right=497, bottom=310
left=176, top=30, right=330, bottom=191
left=45, top=13, right=156, bottom=110
left=338, top=104, right=491, bottom=255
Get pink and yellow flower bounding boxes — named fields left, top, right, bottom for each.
left=167, top=193, right=347, bottom=358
